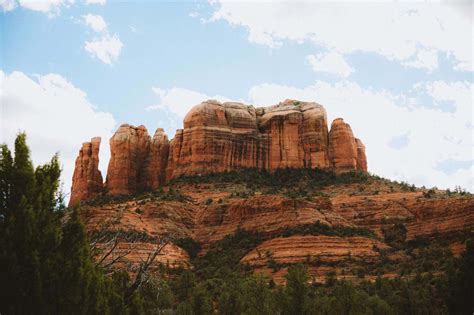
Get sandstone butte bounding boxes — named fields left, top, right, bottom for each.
left=69, top=98, right=474, bottom=284
left=70, top=99, right=367, bottom=205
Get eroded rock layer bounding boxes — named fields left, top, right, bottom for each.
left=70, top=99, right=367, bottom=204
left=166, top=100, right=339, bottom=179
left=69, top=137, right=103, bottom=205
left=80, top=179, right=474, bottom=281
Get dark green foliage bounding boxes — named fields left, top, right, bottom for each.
left=86, top=186, right=192, bottom=206
left=423, top=188, right=436, bottom=198
left=279, top=220, right=377, bottom=239
left=171, top=168, right=369, bottom=197
left=2, top=133, right=473, bottom=314
left=382, top=223, right=407, bottom=247
left=0, top=133, right=165, bottom=314
left=445, top=239, right=474, bottom=314
left=282, top=264, right=310, bottom=315
left=175, top=237, right=202, bottom=259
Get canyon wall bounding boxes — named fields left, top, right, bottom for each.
left=70, top=99, right=367, bottom=205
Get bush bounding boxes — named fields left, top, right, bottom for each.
left=175, top=237, right=202, bottom=259
left=279, top=220, right=377, bottom=239
left=382, top=223, right=407, bottom=246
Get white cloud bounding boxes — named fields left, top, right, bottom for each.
left=82, top=13, right=107, bottom=32
left=247, top=80, right=473, bottom=191
left=147, top=87, right=232, bottom=118
left=145, top=80, right=472, bottom=191
left=0, top=70, right=116, bottom=199
left=0, top=0, right=17, bottom=12
left=85, top=0, right=105, bottom=5
left=402, top=48, right=439, bottom=72
left=306, top=52, right=354, bottom=77
left=84, top=33, right=123, bottom=65
left=81, top=14, right=123, bottom=64
left=210, top=1, right=473, bottom=72
left=17, top=0, right=73, bottom=15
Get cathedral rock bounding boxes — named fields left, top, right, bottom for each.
left=69, top=99, right=367, bottom=205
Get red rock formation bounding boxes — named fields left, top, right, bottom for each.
left=241, top=235, right=388, bottom=267
left=73, top=99, right=367, bottom=198
left=69, top=137, right=103, bottom=206
left=80, top=178, right=474, bottom=278
left=105, top=124, right=151, bottom=195
left=355, top=138, right=368, bottom=172
left=166, top=99, right=345, bottom=179
left=144, top=128, right=170, bottom=189
left=328, top=118, right=359, bottom=172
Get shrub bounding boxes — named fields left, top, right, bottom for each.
left=175, top=237, right=202, bottom=259
left=382, top=223, right=407, bottom=246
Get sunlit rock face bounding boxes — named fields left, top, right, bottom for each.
left=69, top=137, right=103, bottom=206
left=105, top=124, right=152, bottom=195
left=70, top=99, right=367, bottom=203
left=166, top=99, right=365, bottom=179
left=328, top=118, right=361, bottom=173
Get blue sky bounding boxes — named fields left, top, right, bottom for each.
left=1, top=0, right=473, bottom=194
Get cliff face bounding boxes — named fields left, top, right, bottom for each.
left=105, top=124, right=151, bottom=195
left=69, top=137, right=103, bottom=205
left=166, top=100, right=335, bottom=179
left=69, top=99, right=367, bottom=205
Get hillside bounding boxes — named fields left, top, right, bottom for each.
left=81, top=168, right=473, bottom=284
left=68, top=99, right=474, bottom=313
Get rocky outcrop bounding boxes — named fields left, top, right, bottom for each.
left=69, top=137, right=103, bottom=206
left=105, top=124, right=151, bottom=195
left=80, top=177, right=474, bottom=281
left=145, top=128, right=170, bottom=189
left=328, top=118, right=359, bottom=172
left=166, top=99, right=357, bottom=179
left=241, top=235, right=388, bottom=266
left=355, top=138, right=368, bottom=172
left=72, top=99, right=367, bottom=198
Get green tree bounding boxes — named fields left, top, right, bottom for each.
left=283, top=264, right=310, bottom=315
left=0, top=133, right=112, bottom=314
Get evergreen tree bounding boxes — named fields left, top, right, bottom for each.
left=0, top=133, right=111, bottom=314
left=283, top=264, right=310, bottom=315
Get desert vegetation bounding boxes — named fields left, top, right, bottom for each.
left=1, top=134, right=473, bottom=314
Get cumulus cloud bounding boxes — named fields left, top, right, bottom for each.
left=147, top=87, right=232, bottom=118
left=145, top=87, right=233, bottom=137
left=85, top=0, right=105, bottom=5
left=0, top=0, right=17, bottom=12
left=17, top=0, right=73, bottom=15
left=144, top=80, right=472, bottom=191
left=81, top=13, right=123, bottom=65
left=82, top=13, right=107, bottom=32
left=210, top=1, right=473, bottom=72
left=402, top=48, right=439, bottom=72
left=84, top=33, right=123, bottom=65
left=306, top=52, right=354, bottom=77
left=247, top=80, right=473, bottom=191
left=0, top=70, right=116, bottom=198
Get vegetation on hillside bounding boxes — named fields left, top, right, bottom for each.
left=0, top=134, right=163, bottom=314
left=168, top=228, right=474, bottom=314
left=1, top=134, right=472, bottom=314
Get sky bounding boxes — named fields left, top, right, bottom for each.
left=0, top=0, right=473, bottom=197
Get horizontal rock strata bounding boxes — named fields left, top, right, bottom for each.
left=70, top=99, right=367, bottom=204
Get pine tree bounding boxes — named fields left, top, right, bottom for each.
left=0, top=133, right=114, bottom=314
